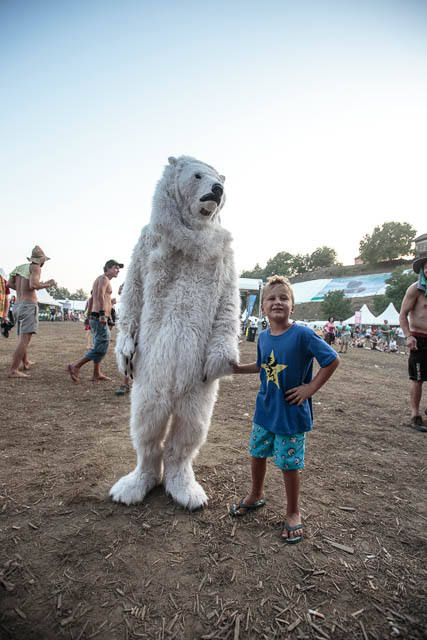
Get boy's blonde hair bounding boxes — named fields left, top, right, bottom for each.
left=261, top=275, right=295, bottom=305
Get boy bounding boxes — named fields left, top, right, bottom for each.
left=231, top=275, right=339, bottom=544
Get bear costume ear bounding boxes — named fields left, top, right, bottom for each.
left=168, top=157, right=177, bottom=166
left=219, top=174, right=226, bottom=183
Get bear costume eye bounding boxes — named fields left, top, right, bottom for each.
left=195, top=173, right=202, bottom=179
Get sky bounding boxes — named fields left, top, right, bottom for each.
left=1, top=0, right=427, bottom=296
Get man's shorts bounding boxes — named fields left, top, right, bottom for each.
left=342, top=334, right=351, bottom=344
left=14, top=302, right=38, bottom=335
left=249, top=423, right=306, bottom=470
left=85, top=317, right=110, bottom=363
left=408, top=336, right=427, bottom=381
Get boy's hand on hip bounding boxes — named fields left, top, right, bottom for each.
left=285, top=383, right=314, bottom=406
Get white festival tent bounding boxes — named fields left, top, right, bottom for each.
left=58, top=299, right=87, bottom=312
left=37, top=289, right=61, bottom=307
left=344, top=304, right=379, bottom=325
left=374, top=302, right=400, bottom=326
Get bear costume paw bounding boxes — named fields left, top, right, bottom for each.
left=115, top=334, right=137, bottom=375
left=109, top=469, right=157, bottom=505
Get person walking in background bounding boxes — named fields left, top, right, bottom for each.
left=6, top=246, right=56, bottom=378
left=380, top=319, right=391, bottom=346
left=399, top=254, right=427, bottom=432
left=67, top=260, right=123, bottom=383
left=324, top=317, right=335, bottom=345
left=0, top=272, right=11, bottom=338
left=339, top=321, right=352, bottom=354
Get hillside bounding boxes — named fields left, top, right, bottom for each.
left=289, top=258, right=412, bottom=284
left=289, top=259, right=413, bottom=321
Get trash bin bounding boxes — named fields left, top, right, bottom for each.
left=247, top=327, right=257, bottom=342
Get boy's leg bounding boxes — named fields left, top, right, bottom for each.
left=233, top=456, right=267, bottom=515
left=281, top=469, right=302, bottom=541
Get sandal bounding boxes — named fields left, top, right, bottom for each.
left=410, top=416, right=427, bottom=432
left=115, top=384, right=130, bottom=396
left=230, top=497, right=266, bottom=517
left=282, top=521, right=303, bottom=544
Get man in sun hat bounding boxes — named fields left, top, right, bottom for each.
left=67, top=259, right=123, bottom=384
left=399, top=252, right=427, bottom=432
left=7, top=246, right=57, bottom=378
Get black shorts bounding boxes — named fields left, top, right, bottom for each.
left=408, top=337, right=427, bottom=381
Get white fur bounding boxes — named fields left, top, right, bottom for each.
left=110, top=156, right=240, bottom=510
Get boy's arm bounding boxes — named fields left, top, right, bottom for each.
left=285, top=356, right=340, bottom=406
left=233, top=362, right=260, bottom=374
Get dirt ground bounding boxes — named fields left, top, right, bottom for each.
left=1, top=322, right=426, bottom=640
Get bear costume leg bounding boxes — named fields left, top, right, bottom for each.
left=109, top=385, right=171, bottom=505
left=163, top=382, right=218, bottom=510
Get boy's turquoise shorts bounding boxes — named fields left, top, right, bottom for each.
left=249, top=423, right=306, bottom=470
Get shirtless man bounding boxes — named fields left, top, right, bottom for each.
left=7, top=246, right=56, bottom=378
left=67, top=259, right=123, bottom=383
left=399, top=255, right=427, bottom=432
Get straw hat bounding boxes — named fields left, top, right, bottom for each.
left=413, top=253, right=427, bottom=274
left=27, top=245, right=50, bottom=265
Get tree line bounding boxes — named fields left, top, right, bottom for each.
left=241, top=221, right=418, bottom=320
left=47, top=286, right=89, bottom=300
left=241, top=221, right=416, bottom=280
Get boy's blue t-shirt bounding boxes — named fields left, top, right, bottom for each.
left=254, top=324, right=338, bottom=435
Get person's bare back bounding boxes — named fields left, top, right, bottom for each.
left=8, top=264, right=56, bottom=304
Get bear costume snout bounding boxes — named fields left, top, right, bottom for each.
left=199, top=182, right=224, bottom=206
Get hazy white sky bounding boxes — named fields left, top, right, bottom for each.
left=1, top=0, right=426, bottom=295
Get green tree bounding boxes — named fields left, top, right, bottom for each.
left=358, top=221, right=416, bottom=264
left=290, top=253, right=310, bottom=276
left=240, top=263, right=265, bottom=279
left=264, top=252, right=294, bottom=278
left=70, top=288, right=89, bottom=300
left=384, top=267, right=417, bottom=311
left=320, top=290, right=352, bottom=320
left=308, top=246, right=340, bottom=270
left=372, top=295, right=387, bottom=317
left=48, top=285, right=71, bottom=300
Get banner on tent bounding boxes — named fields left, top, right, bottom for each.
left=247, top=294, right=256, bottom=318
left=355, top=311, right=361, bottom=325
left=311, top=273, right=391, bottom=301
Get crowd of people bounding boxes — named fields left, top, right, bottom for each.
left=311, top=318, right=407, bottom=354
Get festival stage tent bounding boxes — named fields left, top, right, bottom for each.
left=37, top=289, right=61, bottom=306
left=58, top=299, right=87, bottom=312
left=374, top=302, right=400, bottom=326
left=239, top=278, right=263, bottom=293
left=344, top=304, right=378, bottom=325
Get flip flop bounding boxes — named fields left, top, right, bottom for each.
left=230, top=497, right=266, bottom=517
left=67, top=364, right=78, bottom=383
left=282, top=521, right=303, bottom=544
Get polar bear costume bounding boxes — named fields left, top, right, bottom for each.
left=110, top=156, right=240, bottom=510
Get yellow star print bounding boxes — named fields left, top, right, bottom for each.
left=261, top=350, right=287, bottom=388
